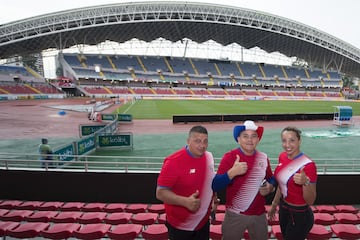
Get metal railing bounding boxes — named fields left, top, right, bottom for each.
left=0, top=153, right=359, bottom=174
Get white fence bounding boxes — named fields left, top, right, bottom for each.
left=0, top=153, right=359, bottom=175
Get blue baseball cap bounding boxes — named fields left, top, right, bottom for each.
left=233, top=120, right=264, bottom=142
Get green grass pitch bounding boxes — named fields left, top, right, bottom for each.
left=115, top=99, right=360, bottom=119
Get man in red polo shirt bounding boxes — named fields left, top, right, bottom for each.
left=156, top=125, right=215, bottom=240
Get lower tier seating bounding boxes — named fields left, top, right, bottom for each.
left=0, top=200, right=358, bottom=239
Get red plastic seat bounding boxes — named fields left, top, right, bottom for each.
left=210, top=224, right=222, bottom=240
left=216, top=204, right=226, bottom=213
left=314, top=213, right=337, bottom=225
left=0, top=210, right=33, bottom=222
left=131, top=212, right=158, bottom=226
left=0, top=221, right=20, bottom=237
left=147, top=204, right=165, bottom=214
left=7, top=222, right=50, bottom=239
left=107, top=223, right=142, bottom=240
left=125, top=203, right=148, bottom=214
left=73, top=223, right=111, bottom=239
left=103, top=203, right=127, bottom=213
left=316, top=205, right=339, bottom=214
left=78, top=212, right=107, bottom=224
left=307, top=224, right=333, bottom=240
left=104, top=212, right=132, bottom=224
left=82, top=202, right=107, bottom=212
left=0, top=209, right=9, bottom=218
left=0, top=200, right=23, bottom=210
left=335, top=205, right=359, bottom=213
left=25, top=210, right=58, bottom=222
left=52, top=211, right=82, bottom=223
left=38, top=201, right=64, bottom=211
left=331, top=224, right=360, bottom=240
left=333, top=212, right=360, bottom=224
left=158, top=213, right=166, bottom=224
left=271, top=225, right=283, bottom=240
left=212, top=212, right=225, bottom=225
left=311, top=205, right=318, bottom=213
left=142, top=224, right=168, bottom=240
left=17, top=201, right=44, bottom=210
left=60, top=202, right=85, bottom=211
left=41, top=223, right=81, bottom=239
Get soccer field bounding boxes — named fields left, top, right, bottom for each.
left=90, top=99, right=359, bottom=172
left=116, top=99, right=360, bottom=119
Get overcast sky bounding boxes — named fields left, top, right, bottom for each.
left=1, top=0, right=359, bottom=49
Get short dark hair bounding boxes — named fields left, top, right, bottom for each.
left=281, top=126, right=302, bottom=140
left=41, top=138, right=48, bottom=144
left=189, top=125, right=208, bottom=136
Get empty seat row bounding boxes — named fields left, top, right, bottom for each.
left=0, top=210, right=167, bottom=226
left=0, top=221, right=168, bottom=239
left=1, top=200, right=358, bottom=215
left=0, top=200, right=165, bottom=214
left=312, top=205, right=359, bottom=214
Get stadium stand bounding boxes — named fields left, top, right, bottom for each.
left=55, top=53, right=344, bottom=99
left=0, top=52, right=345, bottom=101
left=0, top=200, right=358, bottom=239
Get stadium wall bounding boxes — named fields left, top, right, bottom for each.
left=173, top=113, right=334, bottom=123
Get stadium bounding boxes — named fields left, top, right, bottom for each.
left=1, top=1, right=360, bottom=239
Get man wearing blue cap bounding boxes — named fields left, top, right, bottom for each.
left=212, top=120, right=276, bottom=240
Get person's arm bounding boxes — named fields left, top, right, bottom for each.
left=294, top=167, right=317, bottom=205
left=259, top=180, right=275, bottom=196
left=268, top=187, right=281, bottom=220
left=210, top=194, right=221, bottom=223
left=259, top=162, right=277, bottom=196
left=156, top=187, right=200, bottom=212
left=302, top=177, right=317, bottom=205
left=212, top=173, right=231, bottom=192
left=212, top=154, right=247, bottom=192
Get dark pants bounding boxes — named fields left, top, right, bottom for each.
left=41, top=158, right=55, bottom=168
left=165, top=221, right=209, bottom=240
left=279, top=200, right=314, bottom=240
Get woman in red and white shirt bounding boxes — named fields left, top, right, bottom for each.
left=269, top=126, right=317, bottom=240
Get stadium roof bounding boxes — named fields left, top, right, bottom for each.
left=1, top=1, right=360, bottom=77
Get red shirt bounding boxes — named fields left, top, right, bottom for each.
left=217, top=148, right=273, bottom=215
left=274, top=152, right=317, bottom=205
left=157, top=147, right=215, bottom=231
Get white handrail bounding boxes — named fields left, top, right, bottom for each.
left=0, top=152, right=359, bottom=174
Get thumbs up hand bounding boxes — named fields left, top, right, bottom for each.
left=293, top=167, right=309, bottom=185
left=228, top=155, right=248, bottom=179
left=186, top=190, right=201, bottom=212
